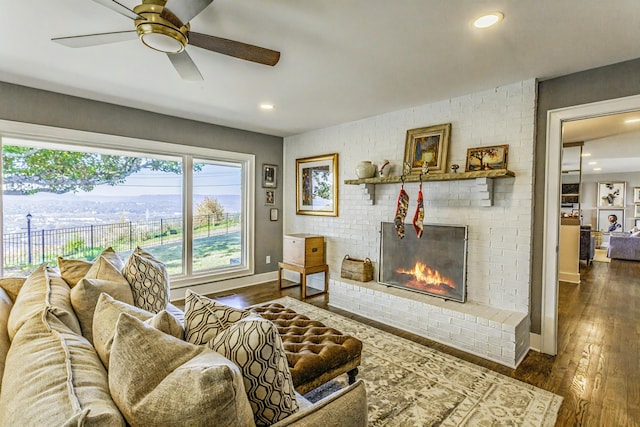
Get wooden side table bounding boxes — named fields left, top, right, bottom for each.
left=278, top=262, right=328, bottom=299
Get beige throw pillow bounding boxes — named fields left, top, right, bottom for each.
left=7, top=265, right=81, bottom=340
left=92, top=293, right=183, bottom=369
left=208, top=315, right=298, bottom=425
left=184, top=289, right=250, bottom=345
left=58, top=247, right=125, bottom=287
left=0, top=277, right=27, bottom=303
left=109, top=312, right=255, bottom=427
left=58, top=258, right=93, bottom=287
left=0, top=288, right=12, bottom=390
left=70, top=278, right=135, bottom=343
left=0, top=308, right=125, bottom=426
left=123, top=247, right=170, bottom=313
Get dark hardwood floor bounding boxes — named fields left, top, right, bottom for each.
left=195, top=259, right=640, bottom=427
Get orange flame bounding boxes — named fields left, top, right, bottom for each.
left=396, top=262, right=456, bottom=295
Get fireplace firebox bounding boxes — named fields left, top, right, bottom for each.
left=379, top=222, right=468, bottom=302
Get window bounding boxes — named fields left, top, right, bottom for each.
left=0, top=128, right=254, bottom=287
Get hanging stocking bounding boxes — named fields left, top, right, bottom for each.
left=394, top=185, right=409, bottom=239
left=413, top=183, right=424, bottom=238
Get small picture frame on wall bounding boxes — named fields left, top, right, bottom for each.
left=465, top=144, right=509, bottom=172
left=404, top=123, right=451, bottom=174
left=262, top=164, right=277, bottom=188
left=597, top=208, right=624, bottom=232
left=634, top=186, right=640, bottom=203
left=265, top=190, right=275, bottom=206
left=270, top=208, right=279, bottom=221
left=597, top=182, right=626, bottom=207
left=635, top=204, right=640, bottom=218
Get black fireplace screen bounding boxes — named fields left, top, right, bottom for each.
left=379, top=222, right=468, bottom=302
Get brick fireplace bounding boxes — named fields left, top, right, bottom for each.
left=283, top=80, right=536, bottom=368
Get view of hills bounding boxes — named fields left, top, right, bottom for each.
left=3, top=193, right=241, bottom=234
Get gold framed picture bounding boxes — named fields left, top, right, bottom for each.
left=465, top=144, right=509, bottom=172
left=404, top=123, right=451, bottom=174
left=296, top=153, right=339, bottom=216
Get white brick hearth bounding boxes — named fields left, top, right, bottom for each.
left=328, top=278, right=530, bottom=368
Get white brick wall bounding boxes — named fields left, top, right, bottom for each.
left=283, top=80, right=536, bottom=365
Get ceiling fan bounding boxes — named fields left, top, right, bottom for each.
left=52, top=0, right=281, bottom=81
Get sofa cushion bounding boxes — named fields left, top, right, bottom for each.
left=208, top=315, right=298, bottom=426
left=7, top=265, right=81, bottom=340
left=0, top=288, right=12, bottom=390
left=93, top=293, right=183, bottom=368
left=123, top=247, right=169, bottom=313
left=0, top=277, right=26, bottom=303
left=109, top=312, right=255, bottom=427
left=184, top=289, right=250, bottom=345
left=0, top=308, right=125, bottom=426
left=70, top=278, right=135, bottom=343
left=86, top=256, right=129, bottom=284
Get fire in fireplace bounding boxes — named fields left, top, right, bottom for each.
left=379, top=222, right=467, bottom=302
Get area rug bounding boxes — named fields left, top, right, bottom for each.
left=593, top=248, right=611, bottom=263
left=270, top=297, right=562, bottom=427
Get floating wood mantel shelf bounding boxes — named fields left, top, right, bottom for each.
left=344, top=169, right=516, bottom=205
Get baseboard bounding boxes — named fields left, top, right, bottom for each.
left=529, top=333, right=541, bottom=352
left=169, top=271, right=278, bottom=301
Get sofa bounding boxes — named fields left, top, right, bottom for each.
left=607, top=232, right=640, bottom=261
left=0, top=247, right=367, bottom=426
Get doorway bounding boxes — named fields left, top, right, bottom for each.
left=541, top=94, right=640, bottom=355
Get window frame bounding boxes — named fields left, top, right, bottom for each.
left=0, top=119, right=255, bottom=288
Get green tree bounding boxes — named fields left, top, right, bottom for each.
left=2, top=145, right=185, bottom=195
left=195, top=196, right=226, bottom=225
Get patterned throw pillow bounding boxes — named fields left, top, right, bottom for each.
left=109, top=312, right=254, bottom=427
left=208, top=315, right=298, bottom=426
left=123, top=247, right=169, bottom=313
left=183, top=290, right=250, bottom=345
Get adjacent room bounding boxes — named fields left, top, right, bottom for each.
left=1, top=1, right=639, bottom=426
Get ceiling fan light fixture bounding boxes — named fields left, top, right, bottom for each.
left=139, top=27, right=186, bottom=53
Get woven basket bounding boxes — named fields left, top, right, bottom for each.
left=340, top=255, right=373, bottom=282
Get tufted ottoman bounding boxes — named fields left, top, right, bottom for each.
left=250, top=303, right=363, bottom=395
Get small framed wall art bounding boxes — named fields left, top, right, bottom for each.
left=262, top=164, right=277, bottom=188
left=265, top=190, right=275, bottom=206
left=465, top=144, right=509, bottom=172
left=633, top=186, right=640, bottom=203
left=404, top=123, right=451, bottom=174
left=597, top=182, right=625, bottom=208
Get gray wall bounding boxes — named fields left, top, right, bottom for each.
left=532, top=58, right=640, bottom=333
left=0, top=81, right=283, bottom=275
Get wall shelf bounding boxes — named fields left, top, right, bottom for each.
left=344, top=169, right=515, bottom=205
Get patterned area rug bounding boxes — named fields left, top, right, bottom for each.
left=272, top=297, right=562, bottom=427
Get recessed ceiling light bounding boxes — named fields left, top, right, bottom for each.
left=581, top=153, right=591, bottom=157
left=588, top=161, right=597, bottom=165
left=473, top=12, right=504, bottom=29
left=593, top=167, right=602, bottom=171
left=260, top=103, right=275, bottom=110
left=624, top=118, right=640, bottom=123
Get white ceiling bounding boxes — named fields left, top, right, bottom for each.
left=1, top=1, right=639, bottom=137
left=562, top=112, right=640, bottom=175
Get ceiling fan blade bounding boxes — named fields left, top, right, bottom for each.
left=163, top=0, right=214, bottom=25
left=91, top=0, right=144, bottom=20
left=189, top=32, right=280, bottom=66
left=167, top=51, right=203, bottom=81
left=52, top=31, right=138, bottom=48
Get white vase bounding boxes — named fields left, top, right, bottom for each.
left=355, top=161, right=376, bottom=179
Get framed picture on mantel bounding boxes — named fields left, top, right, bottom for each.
left=404, top=123, right=451, bottom=174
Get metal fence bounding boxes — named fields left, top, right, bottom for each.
left=3, top=213, right=240, bottom=271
